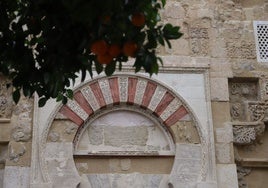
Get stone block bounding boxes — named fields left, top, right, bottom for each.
left=48, top=120, right=78, bottom=142
left=120, top=159, right=131, bottom=171
left=75, top=163, right=89, bottom=174
left=211, top=102, right=231, bottom=128
left=216, top=164, right=239, bottom=188
left=30, top=183, right=53, bottom=188
left=3, top=166, right=30, bottom=188
left=88, top=124, right=103, bottom=145
left=0, top=123, right=11, bottom=142
left=215, top=143, right=232, bottom=164
left=170, top=121, right=200, bottom=144
left=169, top=144, right=202, bottom=187
left=0, top=169, right=4, bottom=188
left=45, top=142, right=80, bottom=188
left=87, top=174, right=111, bottom=188
left=104, top=126, right=148, bottom=147
left=87, top=173, right=167, bottom=188
left=166, top=39, right=191, bottom=56
left=6, top=141, right=31, bottom=166
left=109, top=159, right=120, bottom=172
left=210, top=78, right=229, bottom=101
left=215, top=123, right=233, bottom=143
left=210, top=39, right=227, bottom=58
left=196, top=182, right=217, bottom=188
left=163, top=2, right=185, bottom=19
left=209, top=59, right=233, bottom=78
left=79, top=174, right=92, bottom=188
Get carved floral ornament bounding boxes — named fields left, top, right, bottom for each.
left=248, top=100, right=268, bottom=122
left=229, top=79, right=268, bottom=145
left=233, top=122, right=265, bottom=145
left=232, top=101, right=267, bottom=145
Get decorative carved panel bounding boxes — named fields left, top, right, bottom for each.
left=229, top=79, right=259, bottom=121
left=189, top=27, right=209, bottom=56
left=0, top=76, right=13, bottom=120
left=233, top=123, right=265, bottom=145
left=247, top=100, right=268, bottom=122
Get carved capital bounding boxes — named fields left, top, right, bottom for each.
left=233, top=122, right=265, bottom=145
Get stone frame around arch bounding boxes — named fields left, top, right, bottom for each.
left=30, top=69, right=217, bottom=188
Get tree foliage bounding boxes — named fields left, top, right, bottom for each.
left=0, top=0, right=182, bottom=107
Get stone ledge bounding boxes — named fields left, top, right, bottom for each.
left=237, top=158, right=268, bottom=167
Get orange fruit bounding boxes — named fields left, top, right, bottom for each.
left=108, top=44, right=121, bottom=57
left=90, top=40, right=108, bottom=55
left=131, top=13, right=145, bottom=27
left=97, top=53, right=113, bottom=64
left=123, top=41, right=138, bottom=57
left=101, top=15, right=111, bottom=24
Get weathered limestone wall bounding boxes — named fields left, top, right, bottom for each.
left=159, top=0, right=268, bottom=188
left=0, top=0, right=268, bottom=187
left=0, top=75, right=34, bottom=188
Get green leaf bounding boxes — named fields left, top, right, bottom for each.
left=118, top=62, right=122, bottom=71
left=66, top=89, right=73, bottom=99
left=161, top=0, right=166, bottom=7
left=38, top=97, right=47, bottom=107
left=163, top=24, right=183, bottom=39
left=81, top=68, right=86, bottom=82
left=165, top=38, right=171, bottom=48
left=56, top=93, right=63, bottom=102
left=158, top=36, right=165, bottom=46
left=95, top=61, right=103, bottom=74
left=13, top=89, right=21, bottom=104
left=62, top=96, right=68, bottom=104
left=44, top=72, right=50, bottom=84
left=151, top=61, right=159, bottom=74
left=157, top=57, right=163, bottom=66
left=146, top=30, right=157, bottom=49
left=105, top=61, right=116, bottom=76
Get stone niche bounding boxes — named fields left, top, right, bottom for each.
left=75, top=110, right=175, bottom=156
left=30, top=70, right=217, bottom=188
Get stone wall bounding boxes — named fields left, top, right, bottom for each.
left=0, top=0, right=268, bottom=187
left=0, top=75, right=34, bottom=188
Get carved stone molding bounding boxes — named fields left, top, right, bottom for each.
left=237, top=166, right=251, bottom=188
left=233, top=122, right=265, bottom=145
